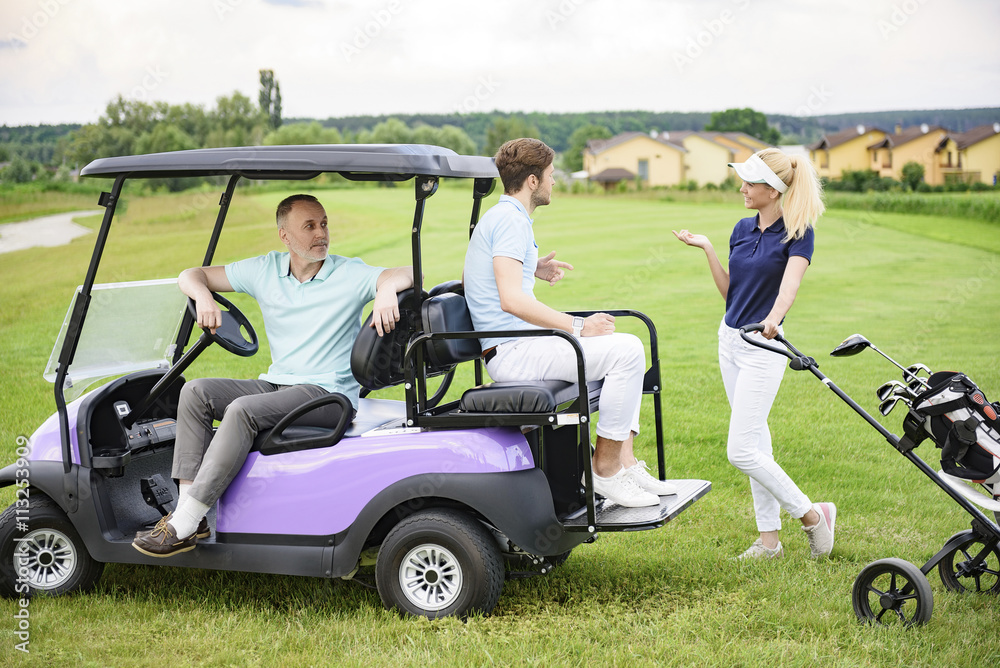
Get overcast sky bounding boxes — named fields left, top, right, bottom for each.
left=2, top=0, right=998, bottom=127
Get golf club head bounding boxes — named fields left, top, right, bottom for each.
left=876, top=380, right=908, bottom=401
left=830, top=334, right=871, bottom=357
left=879, top=396, right=901, bottom=416
left=908, top=377, right=928, bottom=394
left=906, top=363, right=931, bottom=377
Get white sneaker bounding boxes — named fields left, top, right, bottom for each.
left=803, top=502, right=837, bottom=559
left=624, top=460, right=678, bottom=496
left=589, top=468, right=659, bottom=508
left=733, top=538, right=784, bottom=560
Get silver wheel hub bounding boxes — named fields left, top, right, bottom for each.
left=398, top=543, right=463, bottom=611
left=14, top=528, right=77, bottom=590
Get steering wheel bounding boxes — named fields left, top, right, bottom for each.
left=186, top=292, right=258, bottom=357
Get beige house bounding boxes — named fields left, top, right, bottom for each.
left=867, top=124, right=951, bottom=185
left=953, top=124, right=1000, bottom=185
left=583, top=132, right=685, bottom=187
left=808, top=126, right=888, bottom=180
left=583, top=131, right=771, bottom=187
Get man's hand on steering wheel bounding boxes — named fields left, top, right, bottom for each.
left=186, top=292, right=258, bottom=357
left=194, top=294, right=223, bottom=335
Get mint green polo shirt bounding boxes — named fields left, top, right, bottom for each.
left=225, top=251, right=384, bottom=407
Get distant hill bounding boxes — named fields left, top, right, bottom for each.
left=298, top=108, right=1000, bottom=151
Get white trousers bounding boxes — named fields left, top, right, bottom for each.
left=486, top=332, right=645, bottom=442
left=718, top=320, right=812, bottom=532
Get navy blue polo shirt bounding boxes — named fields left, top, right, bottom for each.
left=724, top=215, right=814, bottom=329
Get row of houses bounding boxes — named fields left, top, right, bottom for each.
left=809, top=123, right=1000, bottom=186
left=582, top=123, right=1000, bottom=188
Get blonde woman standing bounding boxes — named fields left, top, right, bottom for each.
left=674, top=148, right=836, bottom=560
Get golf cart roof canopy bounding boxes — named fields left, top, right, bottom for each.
left=80, top=144, right=499, bottom=181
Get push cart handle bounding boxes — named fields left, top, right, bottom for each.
left=738, top=323, right=818, bottom=371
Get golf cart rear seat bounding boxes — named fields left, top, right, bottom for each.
left=418, top=290, right=602, bottom=419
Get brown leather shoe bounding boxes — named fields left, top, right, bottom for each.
left=132, top=521, right=197, bottom=557
left=137, top=515, right=210, bottom=540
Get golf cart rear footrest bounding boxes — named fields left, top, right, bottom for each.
left=562, top=479, right=711, bottom=530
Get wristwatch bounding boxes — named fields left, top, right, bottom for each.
left=572, top=316, right=585, bottom=337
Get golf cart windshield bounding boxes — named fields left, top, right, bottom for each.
left=44, top=279, right=188, bottom=399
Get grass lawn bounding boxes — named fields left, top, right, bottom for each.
left=0, top=182, right=998, bottom=666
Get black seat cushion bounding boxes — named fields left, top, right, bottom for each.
left=459, top=380, right=603, bottom=414
left=421, top=292, right=481, bottom=369
left=351, top=288, right=426, bottom=391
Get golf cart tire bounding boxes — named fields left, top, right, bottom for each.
left=0, top=494, right=104, bottom=598
left=851, top=558, right=933, bottom=627
left=376, top=509, right=503, bottom=619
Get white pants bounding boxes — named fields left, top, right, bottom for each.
left=486, top=333, right=645, bottom=442
left=718, top=320, right=812, bottom=532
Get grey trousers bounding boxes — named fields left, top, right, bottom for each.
left=172, top=378, right=341, bottom=506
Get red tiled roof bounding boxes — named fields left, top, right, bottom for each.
left=868, top=125, right=946, bottom=149
left=808, top=125, right=887, bottom=151
left=586, top=132, right=686, bottom=154
left=952, top=123, right=1000, bottom=149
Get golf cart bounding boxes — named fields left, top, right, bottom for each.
left=0, top=144, right=710, bottom=618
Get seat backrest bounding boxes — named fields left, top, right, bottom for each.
left=420, top=292, right=482, bottom=369
left=351, top=288, right=426, bottom=391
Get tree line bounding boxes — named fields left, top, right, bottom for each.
left=2, top=67, right=996, bottom=189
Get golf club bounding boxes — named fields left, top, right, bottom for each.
left=830, top=334, right=930, bottom=387
left=876, top=380, right=909, bottom=402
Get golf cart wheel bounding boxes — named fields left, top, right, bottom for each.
left=937, top=532, right=1000, bottom=594
left=0, top=494, right=104, bottom=598
left=376, top=509, right=503, bottom=619
left=852, top=558, right=933, bottom=627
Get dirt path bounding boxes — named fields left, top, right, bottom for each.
left=0, top=210, right=101, bottom=254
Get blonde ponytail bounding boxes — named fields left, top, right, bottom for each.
left=757, top=148, right=825, bottom=241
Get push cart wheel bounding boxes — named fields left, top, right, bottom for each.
left=937, top=532, right=1000, bottom=594
left=852, top=558, right=933, bottom=626
left=0, top=495, right=104, bottom=598
left=376, top=509, right=503, bottom=619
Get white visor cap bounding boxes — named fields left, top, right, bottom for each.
left=728, top=153, right=788, bottom=193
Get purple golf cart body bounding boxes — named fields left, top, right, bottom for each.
left=0, top=144, right=709, bottom=618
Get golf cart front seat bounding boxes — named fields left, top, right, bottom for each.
left=419, top=291, right=603, bottom=418
left=250, top=287, right=430, bottom=455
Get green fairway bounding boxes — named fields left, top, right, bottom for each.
left=1, top=183, right=998, bottom=666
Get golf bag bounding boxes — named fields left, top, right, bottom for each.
left=901, top=372, right=1000, bottom=484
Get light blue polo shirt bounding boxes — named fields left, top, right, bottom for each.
left=463, top=194, right=540, bottom=351
left=225, top=251, right=384, bottom=407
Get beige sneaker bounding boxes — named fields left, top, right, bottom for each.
left=803, top=502, right=837, bottom=559
left=733, top=538, right=784, bottom=560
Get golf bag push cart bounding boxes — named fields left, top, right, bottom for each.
left=0, top=145, right=709, bottom=619
left=740, top=325, right=1000, bottom=626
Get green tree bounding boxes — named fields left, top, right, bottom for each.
left=704, top=107, right=780, bottom=145
left=259, top=69, right=282, bottom=130
left=901, top=161, right=925, bottom=191
left=1, top=155, right=35, bottom=183
left=563, top=124, right=611, bottom=172
left=206, top=92, right=267, bottom=147
left=483, top=116, right=540, bottom=156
